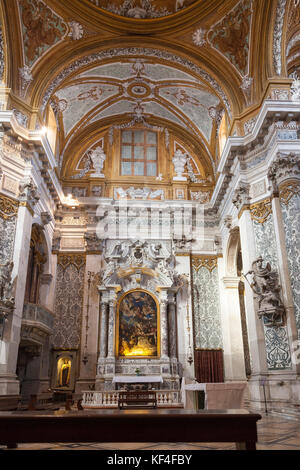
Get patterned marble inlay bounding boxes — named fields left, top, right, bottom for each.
left=280, top=185, right=300, bottom=335
left=191, top=257, right=222, bottom=349
left=252, top=209, right=292, bottom=370
left=52, top=254, right=85, bottom=349
left=0, top=195, right=19, bottom=265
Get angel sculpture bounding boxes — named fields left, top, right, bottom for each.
left=245, top=256, right=285, bottom=326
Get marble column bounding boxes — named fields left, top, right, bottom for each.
left=234, top=184, right=268, bottom=377
left=232, top=182, right=269, bottom=408
left=160, top=299, right=169, bottom=359
left=99, top=301, right=108, bottom=358
left=168, top=296, right=177, bottom=359
left=222, top=275, right=247, bottom=380
left=0, top=196, right=34, bottom=395
left=107, top=299, right=115, bottom=359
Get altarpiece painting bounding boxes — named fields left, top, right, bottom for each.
left=117, top=290, right=160, bottom=358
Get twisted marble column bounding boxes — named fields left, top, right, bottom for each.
left=160, top=299, right=169, bottom=359
left=99, top=301, right=108, bottom=358
left=168, top=298, right=177, bottom=359
left=107, top=300, right=115, bottom=358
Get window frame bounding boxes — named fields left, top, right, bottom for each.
left=120, top=128, right=158, bottom=177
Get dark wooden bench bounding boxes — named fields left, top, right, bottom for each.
left=118, top=390, right=157, bottom=409
left=0, top=409, right=261, bottom=450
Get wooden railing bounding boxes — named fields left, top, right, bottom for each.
left=82, top=390, right=182, bottom=408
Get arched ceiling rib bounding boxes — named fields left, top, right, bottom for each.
left=0, top=0, right=292, bottom=185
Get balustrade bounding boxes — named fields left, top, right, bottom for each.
left=82, top=390, right=182, bottom=408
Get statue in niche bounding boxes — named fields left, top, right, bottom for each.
left=245, top=256, right=285, bottom=327
left=58, top=358, right=71, bottom=387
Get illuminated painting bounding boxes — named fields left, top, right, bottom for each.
left=117, top=290, right=159, bottom=357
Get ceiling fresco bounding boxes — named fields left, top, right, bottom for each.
left=85, top=0, right=198, bottom=18
left=1, top=0, right=292, bottom=187
left=18, top=0, right=68, bottom=68
left=52, top=59, right=223, bottom=147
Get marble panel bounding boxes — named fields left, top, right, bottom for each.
left=52, top=258, right=85, bottom=349
left=252, top=214, right=292, bottom=370
left=192, top=261, right=222, bottom=349
left=280, top=191, right=300, bottom=334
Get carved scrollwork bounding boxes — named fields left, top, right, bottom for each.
left=57, top=253, right=86, bottom=271
left=0, top=194, right=19, bottom=220
left=279, top=180, right=300, bottom=205
left=250, top=198, right=272, bottom=224
left=192, top=256, right=218, bottom=272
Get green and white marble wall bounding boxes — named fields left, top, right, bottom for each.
left=52, top=254, right=85, bottom=350
left=279, top=182, right=300, bottom=338
left=250, top=199, right=292, bottom=370
left=191, top=257, right=223, bottom=349
left=0, top=195, right=18, bottom=265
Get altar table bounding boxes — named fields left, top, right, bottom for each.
left=112, top=375, right=163, bottom=383
left=182, top=380, right=247, bottom=410
left=0, top=409, right=261, bottom=450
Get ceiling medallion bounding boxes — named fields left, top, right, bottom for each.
left=86, top=0, right=197, bottom=19
left=127, top=81, right=152, bottom=98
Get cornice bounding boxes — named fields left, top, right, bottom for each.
left=0, top=110, right=64, bottom=204
left=210, top=100, right=300, bottom=212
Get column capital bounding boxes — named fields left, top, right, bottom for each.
left=222, top=276, right=241, bottom=289
left=18, top=176, right=40, bottom=215
left=232, top=181, right=251, bottom=218
left=268, top=152, right=300, bottom=194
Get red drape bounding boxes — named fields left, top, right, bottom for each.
left=194, top=349, right=224, bottom=383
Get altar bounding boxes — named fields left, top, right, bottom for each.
left=112, top=375, right=163, bottom=390
left=112, top=376, right=163, bottom=384
left=182, top=379, right=247, bottom=410
left=95, top=239, right=183, bottom=393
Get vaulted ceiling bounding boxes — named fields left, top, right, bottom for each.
left=0, top=0, right=297, bottom=183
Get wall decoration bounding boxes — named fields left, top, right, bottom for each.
left=116, top=290, right=159, bottom=358
left=273, top=0, right=287, bottom=75
left=0, top=195, right=18, bottom=265
left=250, top=198, right=272, bottom=224
left=280, top=182, right=300, bottom=334
left=18, top=0, right=68, bottom=67
left=52, top=254, right=85, bottom=349
left=191, top=256, right=223, bottom=349
left=86, top=0, right=196, bottom=18
left=54, top=83, right=118, bottom=136
left=41, top=48, right=232, bottom=119
left=208, top=0, right=252, bottom=76
left=251, top=205, right=292, bottom=370
left=0, top=25, right=4, bottom=82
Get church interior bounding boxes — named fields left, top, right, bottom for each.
left=0, top=0, right=300, bottom=451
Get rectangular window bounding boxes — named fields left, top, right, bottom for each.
left=120, top=129, right=158, bottom=176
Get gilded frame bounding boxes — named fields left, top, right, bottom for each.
left=116, top=289, right=160, bottom=359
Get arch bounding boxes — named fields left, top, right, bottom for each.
left=225, top=226, right=241, bottom=276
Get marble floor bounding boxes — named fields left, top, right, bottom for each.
left=0, top=410, right=299, bottom=451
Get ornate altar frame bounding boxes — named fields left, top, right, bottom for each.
left=115, top=288, right=161, bottom=359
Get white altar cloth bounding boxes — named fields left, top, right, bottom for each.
left=181, top=378, right=247, bottom=410
left=112, top=375, right=163, bottom=383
